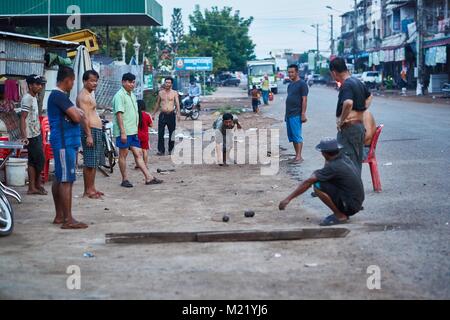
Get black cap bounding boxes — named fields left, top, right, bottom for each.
left=315, top=138, right=343, bottom=153
left=26, top=74, right=47, bottom=85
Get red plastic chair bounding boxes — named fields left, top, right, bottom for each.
left=39, top=116, right=54, bottom=183
left=363, top=125, right=384, bottom=193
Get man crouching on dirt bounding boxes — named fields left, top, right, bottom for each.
left=213, top=113, right=242, bottom=166
left=279, top=138, right=365, bottom=226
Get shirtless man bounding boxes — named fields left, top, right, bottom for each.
left=77, top=70, right=104, bottom=199
left=330, top=57, right=373, bottom=173
left=363, top=111, right=377, bottom=160
left=152, top=77, right=180, bottom=156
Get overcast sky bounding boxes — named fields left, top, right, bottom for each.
left=161, top=0, right=355, bottom=58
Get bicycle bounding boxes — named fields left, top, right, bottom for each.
left=99, top=108, right=117, bottom=174
left=0, top=179, right=22, bottom=237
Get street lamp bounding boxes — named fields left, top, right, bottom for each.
left=120, top=33, right=128, bottom=63
left=134, top=37, right=141, bottom=65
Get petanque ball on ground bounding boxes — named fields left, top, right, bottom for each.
left=244, top=211, right=255, bottom=218
left=222, top=215, right=230, bottom=222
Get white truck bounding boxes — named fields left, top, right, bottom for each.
left=247, top=60, right=278, bottom=94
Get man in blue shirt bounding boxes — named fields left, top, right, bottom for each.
left=47, top=66, right=88, bottom=230
left=182, top=80, right=202, bottom=107
left=285, top=64, right=309, bottom=164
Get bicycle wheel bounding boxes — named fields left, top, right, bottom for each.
left=0, top=196, right=13, bottom=237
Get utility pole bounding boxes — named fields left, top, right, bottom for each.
left=47, top=0, right=51, bottom=38
left=315, top=24, right=320, bottom=71
left=353, top=0, right=358, bottom=55
left=330, top=14, right=335, bottom=56
left=416, top=0, right=424, bottom=95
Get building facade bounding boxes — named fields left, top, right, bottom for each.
left=337, top=0, right=449, bottom=91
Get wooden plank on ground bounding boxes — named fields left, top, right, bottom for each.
left=105, top=232, right=198, bottom=244
left=106, top=228, right=350, bottom=244
left=196, top=228, right=350, bottom=243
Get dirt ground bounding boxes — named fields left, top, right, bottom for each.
left=0, top=86, right=445, bottom=299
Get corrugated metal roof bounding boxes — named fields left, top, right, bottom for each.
left=0, top=31, right=79, bottom=48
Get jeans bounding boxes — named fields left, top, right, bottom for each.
left=261, top=90, right=270, bottom=104
left=158, top=112, right=176, bottom=153
left=337, top=123, right=365, bottom=174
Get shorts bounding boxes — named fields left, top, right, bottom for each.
left=53, top=146, right=78, bottom=183
left=116, top=134, right=141, bottom=149
left=252, top=99, right=260, bottom=112
left=81, top=128, right=105, bottom=168
left=314, top=181, right=361, bottom=217
left=286, top=116, right=303, bottom=144
left=26, top=134, right=45, bottom=172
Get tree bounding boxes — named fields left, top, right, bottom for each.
left=188, top=6, right=256, bottom=71
left=170, top=8, right=184, bottom=55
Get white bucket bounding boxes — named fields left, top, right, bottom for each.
left=6, top=158, right=28, bottom=187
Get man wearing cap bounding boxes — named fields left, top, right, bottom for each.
left=113, top=72, right=163, bottom=188
left=279, top=138, right=365, bottom=226
left=20, top=75, right=47, bottom=195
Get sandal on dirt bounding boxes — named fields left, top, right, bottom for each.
left=146, top=178, right=163, bottom=185
left=319, top=215, right=349, bottom=227
left=61, top=221, right=89, bottom=229
left=121, top=180, right=134, bottom=188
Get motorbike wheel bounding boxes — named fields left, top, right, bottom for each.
left=0, top=196, right=13, bottom=237
left=191, top=110, right=200, bottom=120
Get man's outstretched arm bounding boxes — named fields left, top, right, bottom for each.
left=279, top=174, right=318, bottom=210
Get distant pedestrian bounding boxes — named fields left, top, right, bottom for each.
left=279, top=138, right=365, bottom=226
left=113, top=72, right=162, bottom=188
left=152, top=77, right=181, bottom=156
left=285, top=64, right=309, bottom=163
left=20, top=75, right=47, bottom=196
left=250, top=85, right=261, bottom=113
left=329, top=57, right=373, bottom=173
left=137, top=100, right=153, bottom=169
left=261, top=75, right=271, bottom=105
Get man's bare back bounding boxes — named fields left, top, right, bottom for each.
left=77, top=88, right=101, bottom=129
left=364, top=111, right=377, bottom=146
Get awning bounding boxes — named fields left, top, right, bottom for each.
left=424, top=36, right=450, bottom=49
left=0, top=0, right=163, bottom=28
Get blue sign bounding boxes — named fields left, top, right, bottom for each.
left=175, top=57, right=213, bottom=72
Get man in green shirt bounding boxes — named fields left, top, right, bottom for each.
left=113, top=73, right=163, bottom=188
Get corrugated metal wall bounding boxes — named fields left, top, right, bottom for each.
left=0, top=40, right=45, bottom=76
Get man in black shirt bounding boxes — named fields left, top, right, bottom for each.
left=279, top=138, right=365, bottom=226
left=330, top=57, right=373, bottom=173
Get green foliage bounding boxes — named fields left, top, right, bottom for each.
left=184, top=6, right=256, bottom=72
left=91, top=26, right=168, bottom=66
left=170, top=8, right=184, bottom=54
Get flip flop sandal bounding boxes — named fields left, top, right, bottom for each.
left=146, top=178, right=163, bottom=185
left=121, top=180, right=134, bottom=188
left=320, top=215, right=348, bottom=227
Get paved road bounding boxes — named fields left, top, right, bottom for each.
left=263, top=82, right=450, bottom=298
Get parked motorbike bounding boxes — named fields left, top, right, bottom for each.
left=179, top=93, right=201, bottom=120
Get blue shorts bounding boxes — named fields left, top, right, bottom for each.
left=53, top=147, right=78, bottom=183
left=116, top=134, right=141, bottom=149
left=286, top=116, right=303, bottom=144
